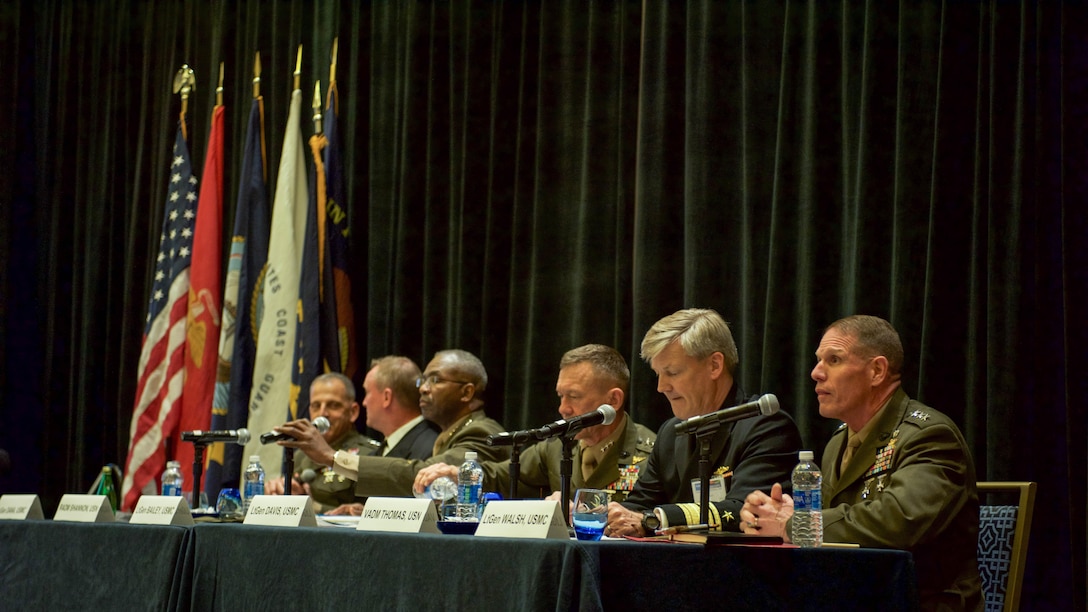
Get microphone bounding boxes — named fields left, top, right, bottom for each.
left=486, top=430, right=538, bottom=447
left=674, top=394, right=779, bottom=435
left=299, top=469, right=318, bottom=484
left=260, top=416, right=330, bottom=444
left=180, top=428, right=251, bottom=445
left=530, top=405, right=617, bottom=440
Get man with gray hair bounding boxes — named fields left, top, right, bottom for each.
left=606, top=308, right=801, bottom=536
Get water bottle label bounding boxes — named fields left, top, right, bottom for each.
left=244, top=482, right=263, bottom=500
left=794, top=489, right=821, bottom=511
left=162, top=484, right=182, bottom=497
left=459, top=484, right=481, bottom=505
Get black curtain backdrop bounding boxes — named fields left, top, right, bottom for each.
left=1, top=1, right=1084, bottom=608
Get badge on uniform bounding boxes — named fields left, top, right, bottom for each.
left=690, top=474, right=728, bottom=503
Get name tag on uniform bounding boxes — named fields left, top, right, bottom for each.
left=690, top=475, right=727, bottom=503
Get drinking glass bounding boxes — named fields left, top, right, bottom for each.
left=572, top=488, right=610, bottom=541
left=216, top=487, right=243, bottom=521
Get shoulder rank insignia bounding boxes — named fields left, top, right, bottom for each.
left=908, top=410, right=931, bottom=422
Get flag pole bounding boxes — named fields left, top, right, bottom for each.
left=216, top=62, right=224, bottom=107
left=293, top=44, right=302, bottom=92
left=252, top=51, right=261, bottom=100
left=173, top=64, right=196, bottom=140
left=312, top=81, right=323, bottom=136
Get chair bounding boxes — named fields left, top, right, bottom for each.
left=977, top=481, right=1036, bottom=612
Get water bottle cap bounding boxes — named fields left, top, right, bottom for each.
left=464, top=451, right=478, bottom=461
left=799, top=450, right=814, bottom=461
left=167, top=460, right=180, bottom=468
left=249, top=455, right=262, bottom=463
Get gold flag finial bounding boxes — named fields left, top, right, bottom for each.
left=293, top=44, right=302, bottom=91
left=216, top=62, right=224, bottom=106
left=312, top=81, right=323, bottom=135
left=172, top=64, right=196, bottom=138
left=252, top=51, right=261, bottom=99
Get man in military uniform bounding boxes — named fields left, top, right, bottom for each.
left=412, top=344, right=657, bottom=502
left=273, top=349, right=509, bottom=500
left=606, top=308, right=802, bottom=536
left=264, top=372, right=376, bottom=513
left=741, top=315, right=983, bottom=611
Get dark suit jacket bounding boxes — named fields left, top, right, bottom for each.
left=622, top=385, right=802, bottom=531
left=379, top=418, right=441, bottom=461
left=819, top=388, right=982, bottom=611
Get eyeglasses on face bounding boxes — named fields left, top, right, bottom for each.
left=415, top=375, right=471, bottom=389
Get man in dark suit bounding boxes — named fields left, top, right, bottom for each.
left=606, top=308, right=801, bottom=536
left=274, top=349, right=509, bottom=502
left=359, top=356, right=440, bottom=461
left=741, top=315, right=982, bottom=611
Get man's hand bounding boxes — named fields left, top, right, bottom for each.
left=274, top=419, right=336, bottom=466
left=740, top=482, right=794, bottom=540
left=413, top=463, right=457, bottom=494
left=604, top=502, right=645, bottom=538
left=326, top=502, right=364, bottom=516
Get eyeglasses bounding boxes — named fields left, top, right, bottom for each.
left=415, top=375, right=471, bottom=389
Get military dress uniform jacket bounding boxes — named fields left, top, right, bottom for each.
left=484, top=414, right=657, bottom=500
left=296, top=430, right=375, bottom=513
left=622, top=385, right=802, bottom=531
left=377, top=419, right=442, bottom=460
left=353, top=409, right=510, bottom=498
left=819, top=388, right=983, bottom=611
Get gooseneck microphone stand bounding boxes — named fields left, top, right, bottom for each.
left=282, top=446, right=295, bottom=496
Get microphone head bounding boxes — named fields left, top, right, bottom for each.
left=597, top=404, right=617, bottom=425
left=312, top=416, right=331, bottom=434
left=235, top=429, right=251, bottom=445
left=299, top=468, right=318, bottom=484
left=758, top=394, right=780, bottom=416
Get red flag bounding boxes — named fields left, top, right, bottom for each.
left=176, top=104, right=225, bottom=496
left=121, top=126, right=199, bottom=511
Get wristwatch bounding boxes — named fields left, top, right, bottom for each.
left=640, top=511, right=661, bottom=534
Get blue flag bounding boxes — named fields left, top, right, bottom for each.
left=206, top=98, right=269, bottom=500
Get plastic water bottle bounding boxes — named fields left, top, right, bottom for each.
left=791, top=450, right=823, bottom=547
left=415, top=476, right=458, bottom=503
left=161, top=460, right=184, bottom=497
left=243, top=455, right=265, bottom=514
left=456, top=452, right=484, bottom=521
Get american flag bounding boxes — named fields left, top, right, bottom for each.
left=121, top=126, right=199, bottom=511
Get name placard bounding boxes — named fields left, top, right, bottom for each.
left=356, top=497, right=439, bottom=534
left=0, top=494, right=45, bottom=520
left=476, top=500, right=569, bottom=540
left=53, top=494, right=114, bottom=523
left=242, top=495, right=316, bottom=527
left=130, top=495, right=194, bottom=526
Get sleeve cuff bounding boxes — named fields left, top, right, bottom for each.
left=331, top=450, right=360, bottom=481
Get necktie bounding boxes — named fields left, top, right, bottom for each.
left=373, top=440, right=388, bottom=457
left=581, top=448, right=598, bottom=481
left=840, top=433, right=861, bottom=476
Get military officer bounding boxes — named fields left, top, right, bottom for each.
left=413, top=344, right=657, bottom=501
left=741, top=315, right=983, bottom=611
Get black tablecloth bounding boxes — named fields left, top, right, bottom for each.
left=0, top=520, right=918, bottom=611
left=0, top=520, right=191, bottom=611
